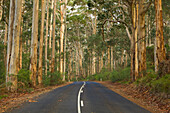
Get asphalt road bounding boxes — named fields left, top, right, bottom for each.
left=8, top=81, right=151, bottom=113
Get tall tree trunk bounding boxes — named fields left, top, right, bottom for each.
left=8, top=0, right=22, bottom=92
left=30, top=0, right=39, bottom=87
left=92, top=49, right=96, bottom=74
left=38, top=0, right=46, bottom=87
left=4, top=22, right=8, bottom=69
left=135, top=2, right=139, bottom=79
left=138, top=0, right=147, bottom=77
left=49, top=0, right=54, bottom=72
left=63, top=25, right=67, bottom=81
left=107, top=46, right=110, bottom=71
left=0, top=0, right=3, bottom=21
left=130, top=1, right=138, bottom=81
left=45, top=0, right=49, bottom=75
left=51, top=0, right=56, bottom=73
left=19, top=25, right=22, bottom=69
left=68, top=48, right=72, bottom=81
left=111, top=46, right=113, bottom=71
left=6, top=0, right=15, bottom=90
left=60, top=0, right=67, bottom=74
left=154, top=0, right=166, bottom=72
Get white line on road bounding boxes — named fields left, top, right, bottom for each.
left=78, top=81, right=85, bottom=113
left=81, top=100, right=84, bottom=107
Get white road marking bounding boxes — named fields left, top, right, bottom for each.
left=78, top=81, right=85, bottom=113
left=81, top=100, right=84, bottom=107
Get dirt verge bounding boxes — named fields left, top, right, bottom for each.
left=97, top=81, right=169, bottom=113
left=0, top=82, right=72, bottom=113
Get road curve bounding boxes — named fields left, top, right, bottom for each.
left=8, top=81, right=150, bottom=113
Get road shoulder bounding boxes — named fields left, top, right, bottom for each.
left=97, top=81, right=169, bottom=113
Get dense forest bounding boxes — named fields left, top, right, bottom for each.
left=0, top=0, right=169, bottom=97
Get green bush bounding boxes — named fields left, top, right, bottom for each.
left=0, top=94, right=8, bottom=99
left=151, top=74, right=170, bottom=94
left=42, top=74, right=51, bottom=87
left=48, top=71, right=63, bottom=85
left=111, top=67, right=130, bottom=82
left=17, top=69, right=32, bottom=92
left=17, top=69, right=31, bottom=88
left=135, top=71, right=170, bottom=94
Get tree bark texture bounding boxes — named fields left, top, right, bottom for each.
left=30, top=0, right=39, bottom=87
left=154, top=0, right=166, bottom=72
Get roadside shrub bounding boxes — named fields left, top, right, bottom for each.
left=49, top=71, right=63, bottom=85
left=42, top=74, right=51, bottom=87
left=111, top=67, right=130, bottom=82
left=17, top=69, right=31, bottom=88
left=0, top=94, right=8, bottom=100
left=151, top=74, right=170, bottom=94
left=17, top=69, right=32, bottom=92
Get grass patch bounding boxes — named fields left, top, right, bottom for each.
left=0, top=94, right=8, bottom=99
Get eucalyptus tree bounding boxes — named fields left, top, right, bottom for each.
left=38, top=0, right=46, bottom=87
left=30, top=0, right=39, bottom=87
left=154, top=0, right=166, bottom=73
left=6, top=0, right=23, bottom=92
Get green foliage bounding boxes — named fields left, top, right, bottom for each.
left=111, top=67, right=131, bottom=82
left=42, top=74, right=51, bottom=87
left=0, top=95, right=8, bottom=100
left=151, top=74, right=170, bottom=94
left=0, top=44, right=6, bottom=85
left=17, top=69, right=31, bottom=92
left=86, top=67, right=131, bottom=82
left=47, top=71, right=64, bottom=86
left=135, top=71, right=170, bottom=94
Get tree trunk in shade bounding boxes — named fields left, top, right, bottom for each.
left=154, top=0, right=166, bottom=72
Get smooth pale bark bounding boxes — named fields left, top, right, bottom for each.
left=68, top=48, right=72, bottom=81
left=38, top=0, right=46, bottom=86
left=49, top=0, right=54, bottom=72
left=138, top=0, right=147, bottom=77
left=63, top=25, right=67, bottom=81
left=8, top=0, right=22, bottom=92
left=92, top=49, right=96, bottom=74
left=154, top=0, right=166, bottom=72
left=130, top=1, right=138, bottom=81
left=30, top=0, right=39, bottom=87
left=107, top=46, right=111, bottom=71
left=6, top=0, right=15, bottom=90
left=79, top=42, right=83, bottom=76
left=56, top=27, right=60, bottom=71
left=45, top=0, right=49, bottom=75
left=4, top=23, right=8, bottom=68
left=0, top=0, right=3, bottom=21
left=19, top=26, right=22, bottom=69
left=38, top=0, right=46, bottom=80
left=60, top=0, right=67, bottom=74
left=51, top=0, right=56, bottom=73
left=135, top=2, right=139, bottom=79
left=146, top=13, right=149, bottom=47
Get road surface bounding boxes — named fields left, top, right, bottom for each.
left=8, top=81, right=150, bottom=113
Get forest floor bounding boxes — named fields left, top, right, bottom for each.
left=0, top=82, right=72, bottom=113
left=97, top=81, right=170, bottom=113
